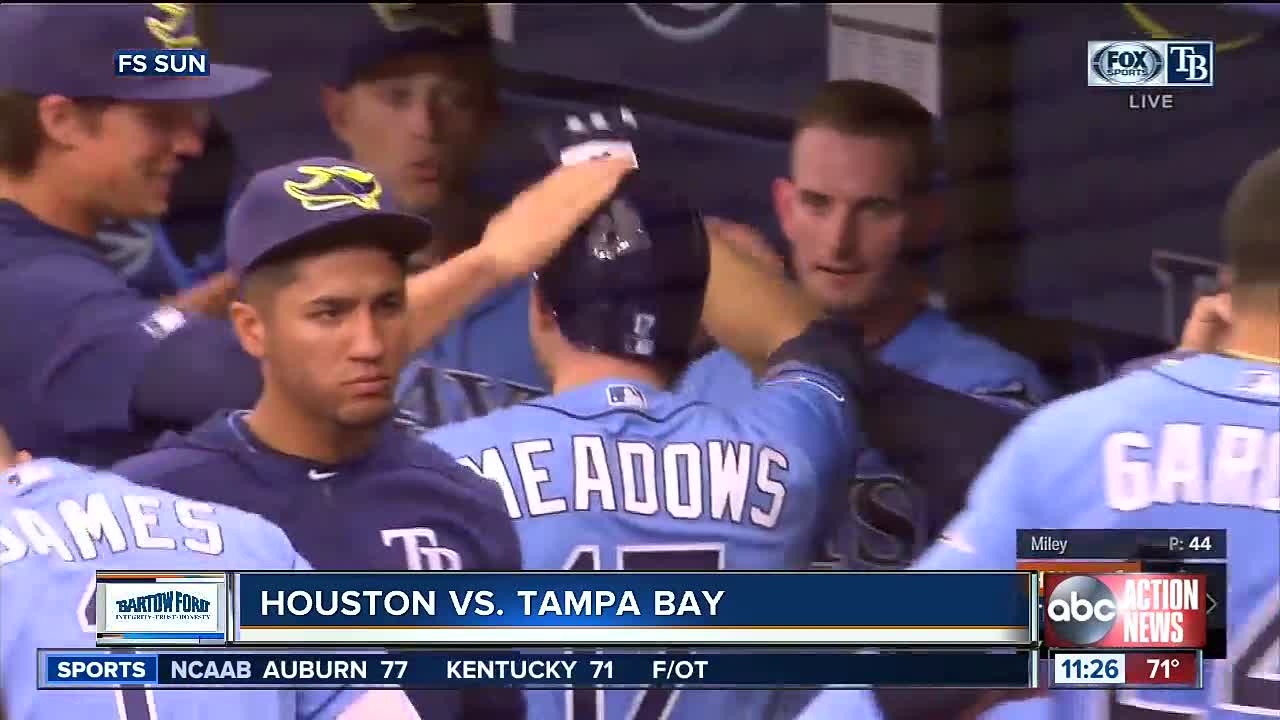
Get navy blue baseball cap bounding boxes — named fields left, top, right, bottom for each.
left=225, top=157, right=432, bottom=274
left=0, top=4, right=267, bottom=100
left=333, top=4, right=493, bottom=88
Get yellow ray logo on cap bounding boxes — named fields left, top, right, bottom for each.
left=369, top=3, right=489, bottom=35
left=284, top=165, right=384, bottom=212
left=146, top=3, right=202, bottom=50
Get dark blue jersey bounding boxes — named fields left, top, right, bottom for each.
left=113, top=410, right=523, bottom=720
left=0, top=202, right=260, bottom=465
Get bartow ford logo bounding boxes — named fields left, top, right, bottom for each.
left=1046, top=575, right=1118, bottom=645
left=115, top=589, right=212, bottom=618
left=1090, top=41, right=1164, bottom=85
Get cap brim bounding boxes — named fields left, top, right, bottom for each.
left=122, top=63, right=269, bottom=101
left=256, top=211, right=433, bottom=271
left=341, top=212, right=434, bottom=259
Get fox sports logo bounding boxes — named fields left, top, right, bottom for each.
left=625, top=3, right=746, bottom=41
left=1091, top=41, right=1164, bottom=84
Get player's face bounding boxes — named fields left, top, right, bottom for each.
left=62, top=99, right=209, bottom=219
left=261, top=247, right=410, bottom=428
left=775, top=127, right=925, bottom=315
left=324, top=52, right=497, bottom=214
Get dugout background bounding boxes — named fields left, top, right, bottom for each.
left=184, top=3, right=1280, bottom=389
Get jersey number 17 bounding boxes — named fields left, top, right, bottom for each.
left=563, top=542, right=726, bottom=720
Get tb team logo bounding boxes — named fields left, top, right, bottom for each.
left=1087, top=40, right=1214, bottom=87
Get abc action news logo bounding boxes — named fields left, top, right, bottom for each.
left=1043, top=573, right=1207, bottom=648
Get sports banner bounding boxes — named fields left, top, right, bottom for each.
left=228, top=571, right=1036, bottom=645
left=40, top=648, right=1036, bottom=689
left=93, top=571, right=1037, bottom=647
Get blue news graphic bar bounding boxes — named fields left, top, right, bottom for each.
left=113, top=49, right=210, bottom=77
left=39, top=650, right=1035, bottom=689
left=122, top=633, right=224, bottom=640
left=234, top=572, right=1034, bottom=630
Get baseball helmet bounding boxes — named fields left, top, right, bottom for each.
left=535, top=107, right=709, bottom=364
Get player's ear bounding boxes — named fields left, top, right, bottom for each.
left=771, top=176, right=795, bottom=234
left=229, top=300, right=268, bottom=360
left=37, top=95, right=94, bottom=147
left=529, top=284, right=558, bottom=334
left=320, top=85, right=354, bottom=147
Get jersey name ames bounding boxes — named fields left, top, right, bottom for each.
left=1104, top=424, right=1279, bottom=512
left=0, top=491, right=224, bottom=565
left=458, top=436, right=791, bottom=528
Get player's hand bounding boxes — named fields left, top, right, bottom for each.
left=168, top=271, right=239, bottom=318
left=0, top=426, right=32, bottom=469
left=703, top=217, right=784, bottom=277
left=478, top=157, right=635, bottom=282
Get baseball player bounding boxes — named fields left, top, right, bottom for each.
left=0, top=4, right=271, bottom=464
left=679, top=80, right=1051, bottom=570
left=114, top=153, right=634, bottom=720
left=795, top=147, right=1280, bottom=720
left=422, top=107, right=966, bottom=720
left=0, top=442, right=419, bottom=720
left=318, top=4, right=549, bottom=427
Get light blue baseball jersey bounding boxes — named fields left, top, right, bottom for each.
left=679, top=307, right=1053, bottom=570
left=0, top=459, right=365, bottom=720
left=395, top=278, right=550, bottom=431
left=425, top=361, right=858, bottom=720
left=796, top=352, right=1280, bottom=720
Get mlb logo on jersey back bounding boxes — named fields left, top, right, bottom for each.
left=1236, top=370, right=1280, bottom=398
left=5, top=462, right=53, bottom=491
left=607, top=384, right=647, bottom=410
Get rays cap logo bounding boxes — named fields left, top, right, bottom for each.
left=369, top=2, right=490, bottom=36
left=146, top=3, right=203, bottom=49
left=1045, top=575, right=1118, bottom=645
left=283, top=165, right=384, bottom=212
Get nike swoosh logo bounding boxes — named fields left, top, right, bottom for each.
left=308, top=470, right=337, bottom=481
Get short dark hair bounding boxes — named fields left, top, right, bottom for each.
left=1222, top=147, right=1280, bottom=291
left=0, top=92, right=113, bottom=177
left=241, top=226, right=411, bottom=306
left=794, top=80, right=937, bottom=191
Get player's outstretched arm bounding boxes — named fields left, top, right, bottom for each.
left=701, top=225, right=823, bottom=376
left=404, top=157, right=635, bottom=350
